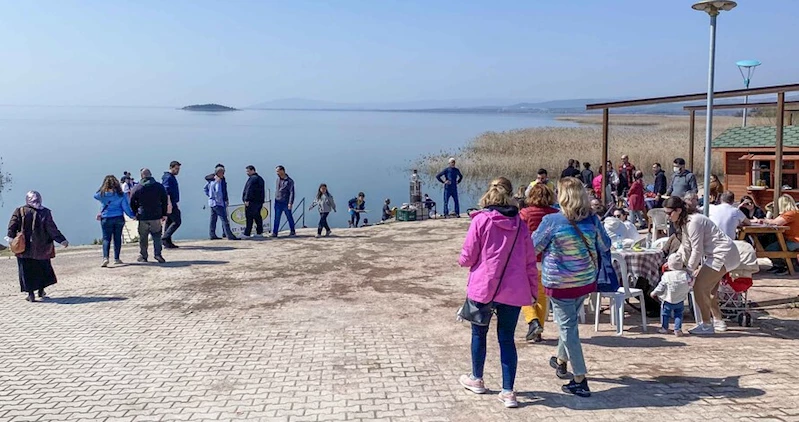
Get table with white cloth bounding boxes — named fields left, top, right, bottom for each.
left=612, top=249, right=665, bottom=288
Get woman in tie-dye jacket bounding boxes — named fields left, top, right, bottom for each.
left=533, top=177, right=611, bottom=399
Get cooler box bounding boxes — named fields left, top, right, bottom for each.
left=396, top=209, right=417, bottom=221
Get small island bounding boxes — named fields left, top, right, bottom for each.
left=181, top=103, right=238, bottom=112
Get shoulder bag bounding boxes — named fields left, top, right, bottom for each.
left=10, top=207, right=27, bottom=254
left=569, top=216, right=620, bottom=293
left=457, top=220, right=522, bottom=326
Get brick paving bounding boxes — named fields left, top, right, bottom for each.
left=0, top=219, right=797, bottom=421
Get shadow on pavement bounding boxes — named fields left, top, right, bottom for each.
left=582, top=336, right=687, bottom=348
left=518, top=374, right=766, bottom=410
left=157, top=260, right=229, bottom=268
left=43, top=296, right=128, bottom=305
left=176, top=246, right=244, bottom=252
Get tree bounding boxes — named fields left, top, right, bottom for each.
left=0, top=157, right=12, bottom=204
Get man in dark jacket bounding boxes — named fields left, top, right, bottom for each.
left=130, top=168, right=168, bottom=263
left=561, top=158, right=581, bottom=179
left=242, top=165, right=266, bottom=237
left=652, top=162, right=668, bottom=208
left=161, top=160, right=181, bottom=249
left=273, top=165, right=296, bottom=237
left=436, top=157, right=463, bottom=217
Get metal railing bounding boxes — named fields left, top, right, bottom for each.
left=279, top=197, right=307, bottom=232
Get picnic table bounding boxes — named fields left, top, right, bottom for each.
left=613, top=248, right=664, bottom=288
left=737, top=224, right=795, bottom=275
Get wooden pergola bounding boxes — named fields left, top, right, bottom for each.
left=586, top=83, right=799, bottom=211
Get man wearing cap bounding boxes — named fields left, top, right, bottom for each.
left=666, top=158, right=698, bottom=199
left=436, top=158, right=463, bottom=218
left=161, top=161, right=182, bottom=248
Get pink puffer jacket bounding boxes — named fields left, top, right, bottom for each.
left=459, top=206, right=537, bottom=307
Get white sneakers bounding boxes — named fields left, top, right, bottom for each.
left=713, top=319, right=728, bottom=332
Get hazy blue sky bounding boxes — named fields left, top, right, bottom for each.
left=1, top=0, right=797, bottom=107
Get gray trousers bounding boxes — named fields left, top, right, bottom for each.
left=138, top=219, right=163, bottom=259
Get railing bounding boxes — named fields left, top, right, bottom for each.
left=279, top=197, right=307, bottom=232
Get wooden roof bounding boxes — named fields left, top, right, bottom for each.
left=712, top=125, right=799, bottom=149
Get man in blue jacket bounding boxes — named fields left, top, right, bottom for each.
left=273, top=165, right=296, bottom=237
left=205, top=166, right=239, bottom=241
left=436, top=157, right=463, bottom=218
left=161, top=160, right=181, bottom=249
left=242, top=165, right=266, bottom=237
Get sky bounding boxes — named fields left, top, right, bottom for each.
left=1, top=0, right=797, bottom=107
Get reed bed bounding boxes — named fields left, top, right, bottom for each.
left=417, top=114, right=769, bottom=194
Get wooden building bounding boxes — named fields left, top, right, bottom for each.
left=713, top=125, right=799, bottom=207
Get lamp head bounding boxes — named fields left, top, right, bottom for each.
left=692, top=0, right=737, bottom=15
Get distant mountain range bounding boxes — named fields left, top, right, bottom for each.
left=247, top=94, right=799, bottom=116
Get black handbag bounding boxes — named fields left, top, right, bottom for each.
left=457, top=222, right=521, bottom=326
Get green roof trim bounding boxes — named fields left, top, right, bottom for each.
left=713, top=125, right=799, bottom=148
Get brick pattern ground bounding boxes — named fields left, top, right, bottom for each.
left=0, top=219, right=797, bottom=421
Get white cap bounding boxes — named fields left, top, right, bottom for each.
left=667, top=253, right=684, bottom=270
left=448, top=157, right=456, bottom=163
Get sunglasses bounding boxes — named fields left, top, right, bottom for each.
left=664, top=208, right=679, bottom=215
left=613, top=214, right=623, bottom=218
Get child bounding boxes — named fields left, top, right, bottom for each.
left=381, top=198, right=392, bottom=221
left=651, top=253, right=694, bottom=336
left=348, top=192, right=366, bottom=228
left=423, top=194, right=436, bottom=218
left=309, top=184, right=336, bottom=238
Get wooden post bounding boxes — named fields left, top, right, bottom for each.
left=773, top=92, right=786, bottom=214
left=787, top=111, right=794, bottom=126
left=689, top=110, right=696, bottom=172
left=601, top=108, right=609, bottom=205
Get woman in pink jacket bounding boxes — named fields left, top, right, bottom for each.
left=458, top=177, right=537, bottom=409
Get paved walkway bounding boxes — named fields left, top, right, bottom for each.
left=0, top=219, right=797, bottom=421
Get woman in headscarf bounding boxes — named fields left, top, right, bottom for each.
left=6, top=191, right=69, bottom=302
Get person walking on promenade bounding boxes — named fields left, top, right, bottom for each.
left=273, top=165, right=296, bottom=237
left=94, top=175, right=135, bottom=267
left=519, top=183, right=558, bottom=343
left=664, top=196, right=740, bottom=334
left=436, top=157, right=463, bottom=218
left=310, top=183, right=336, bottom=238
left=242, top=165, right=266, bottom=238
left=533, top=177, right=612, bottom=398
left=652, top=163, right=668, bottom=208
left=6, top=191, right=69, bottom=302
left=131, top=169, right=169, bottom=263
left=161, top=161, right=182, bottom=249
left=348, top=192, right=366, bottom=228
left=457, top=177, right=537, bottom=409
left=205, top=166, right=239, bottom=241
left=666, top=158, right=698, bottom=199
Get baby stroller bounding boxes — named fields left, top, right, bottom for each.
left=718, top=241, right=759, bottom=327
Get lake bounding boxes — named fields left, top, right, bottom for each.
left=0, top=107, right=574, bottom=245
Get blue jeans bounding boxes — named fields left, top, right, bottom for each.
left=470, top=303, right=520, bottom=391
left=662, top=301, right=684, bottom=331
left=765, top=240, right=799, bottom=268
left=210, top=205, right=235, bottom=239
left=273, top=200, right=296, bottom=236
left=101, top=216, right=125, bottom=260
left=551, top=295, right=588, bottom=377
left=443, top=188, right=459, bottom=216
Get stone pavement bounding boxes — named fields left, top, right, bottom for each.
left=0, top=219, right=798, bottom=422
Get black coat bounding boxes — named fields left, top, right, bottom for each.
left=243, top=173, right=266, bottom=204
left=653, top=170, right=668, bottom=195
left=7, top=206, right=66, bottom=260
left=130, top=177, right=168, bottom=221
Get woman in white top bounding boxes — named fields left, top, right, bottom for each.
left=663, top=196, right=740, bottom=335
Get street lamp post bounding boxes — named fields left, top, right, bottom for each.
left=692, top=0, right=737, bottom=216
left=736, top=59, right=762, bottom=127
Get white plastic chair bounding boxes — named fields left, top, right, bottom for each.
left=594, top=253, right=648, bottom=335
left=647, top=208, right=669, bottom=240
left=651, top=236, right=668, bottom=251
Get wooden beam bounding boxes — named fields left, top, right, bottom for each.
left=601, top=108, right=609, bottom=205
left=586, top=83, right=799, bottom=110
left=683, top=100, right=799, bottom=111
left=689, top=110, right=696, bottom=172
left=774, top=92, right=786, bottom=213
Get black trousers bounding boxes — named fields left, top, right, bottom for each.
left=163, top=205, right=182, bottom=240
left=318, top=212, right=331, bottom=235
left=244, top=202, right=264, bottom=236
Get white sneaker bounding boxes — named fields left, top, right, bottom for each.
left=688, top=323, right=715, bottom=335
left=713, top=319, right=728, bottom=332
left=657, top=328, right=668, bottom=334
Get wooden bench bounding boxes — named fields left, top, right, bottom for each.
left=738, top=225, right=796, bottom=275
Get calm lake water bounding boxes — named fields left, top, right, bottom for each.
left=0, top=107, right=574, bottom=245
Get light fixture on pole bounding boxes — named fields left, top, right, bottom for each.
left=736, top=59, right=761, bottom=127
left=692, top=0, right=737, bottom=216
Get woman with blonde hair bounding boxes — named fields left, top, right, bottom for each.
left=533, top=177, right=611, bottom=398
left=519, top=183, right=558, bottom=343
left=458, top=177, right=537, bottom=408
left=754, top=194, right=799, bottom=275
